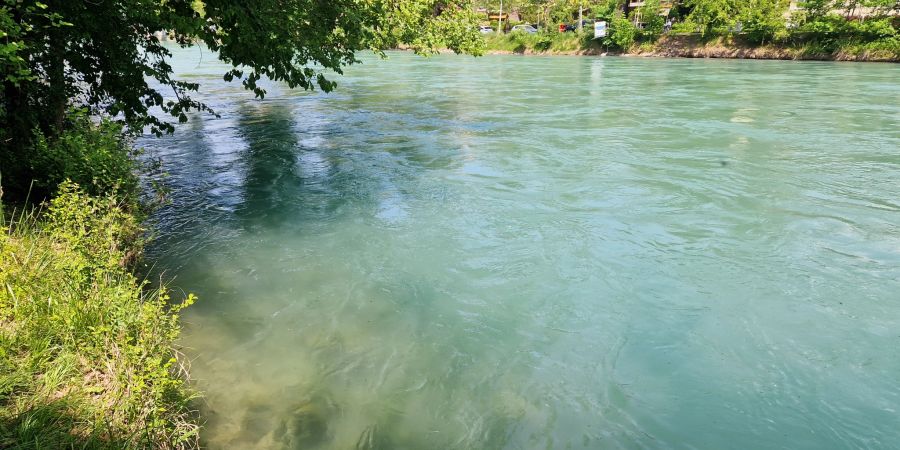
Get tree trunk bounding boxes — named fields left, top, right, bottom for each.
left=3, top=81, right=27, bottom=148
left=1, top=79, right=30, bottom=197
left=579, top=5, right=583, bottom=31
left=46, top=33, right=68, bottom=136
left=1, top=5, right=28, bottom=150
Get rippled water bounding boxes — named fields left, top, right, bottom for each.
left=141, top=48, right=900, bottom=449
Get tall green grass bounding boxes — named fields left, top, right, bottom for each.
left=482, top=31, right=605, bottom=54
left=0, top=181, right=198, bottom=449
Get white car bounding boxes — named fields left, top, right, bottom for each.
left=510, top=25, right=538, bottom=34
left=479, top=26, right=494, bottom=34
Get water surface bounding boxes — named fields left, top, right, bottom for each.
left=142, top=49, right=900, bottom=449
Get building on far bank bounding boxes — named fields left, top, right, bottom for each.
left=625, top=0, right=675, bottom=17
left=626, top=1, right=675, bottom=27
left=625, top=0, right=896, bottom=26
left=787, top=0, right=900, bottom=19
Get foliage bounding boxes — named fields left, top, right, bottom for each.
left=634, top=0, right=666, bottom=41
left=0, top=0, right=482, bottom=134
left=591, top=0, right=625, bottom=22
left=738, top=0, right=790, bottom=44
left=482, top=30, right=602, bottom=52
left=607, top=11, right=638, bottom=50
left=799, top=13, right=897, bottom=38
left=798, top=0, right=836, bottom=21
left=534, top=34, right=555, bottom=51
left=667, top=0, right=896, bottom=56
left=479, top=0, right=898, bottom=61
left=684, top=0, right=736, bottom=36
left=0, top=182, right=198, bottom=449
left=479, top=4, right=637, bottom=52
left=0, top=0, right=483, bottom=198
left=0, top=5, right=31, bottom=86
left=475, top=0, right=624, bottom=28
left=8, top=112, right=140, bottom=204
left=834, top=35, right=899, bottom=58
left=671, top=19, right=700, bottom=34
left=793, top=13, right=898, bottom=55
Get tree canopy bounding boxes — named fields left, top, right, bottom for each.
left=0, top=0, right=482, bottom=140
left=0, top=0, right=482, bottom=199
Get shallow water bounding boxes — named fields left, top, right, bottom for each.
left=141, top=48, right=900, bottom=449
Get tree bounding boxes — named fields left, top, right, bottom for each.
left=737, top=0, right=789, bottom=44
left=634, top=0, right=666, bottom=40
left=1, top=0, right=481, bottom=137
left=799, top=0, right=836, bottom=22
left=0, top=0, right=482, bottom=198
left=607, top=9, right=637, bottom=48
left=593, top=0, right=624, bottom=22
left=684, top=0, right=736, bottom=35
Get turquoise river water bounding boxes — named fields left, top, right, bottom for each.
left=141, top=48, right=900, bottom=449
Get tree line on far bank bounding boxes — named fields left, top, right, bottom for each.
left=478, top=0, right=899, bottom=55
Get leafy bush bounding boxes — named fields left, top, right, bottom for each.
left=739, top=0, right=791, bottom=44
left=26, top=112, right=139, bottom=204
left=672, top=20, right=700, bottom=34
left=481, top=31, right=601, bottom=53
left=534, top=35, right=554, bottom=51
left=607, top=12, right=638, bottom=50
left=685, top=0, right=736, bottom=36
left=849, top=17, right=897, bottom=40
left=0, top=182, right=198, bottom=449
left=793, top=14, right=898, bottom=54
left=635, top=0, right=666, bottom=41
left=799, top=14, right=896, bottom=38
left=833, top=35, right=900, bottom=59
left=0, top=7, right=30, bottom=85
left=591, top=0, right=621, bottom=22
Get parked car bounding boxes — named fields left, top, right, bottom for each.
left=510, top=24, right=538, bottom=34
left=479, top=25, right=494, bottom=34
left=561, top=20, right=595, bottom=32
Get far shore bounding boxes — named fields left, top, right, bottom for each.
left=482, top=47, right=899, bottom=62
left=402, top=34, right=899, bottom=63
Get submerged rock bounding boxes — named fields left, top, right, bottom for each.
left=277, top=395, right=336, bottom=449
left=355, top=423, right=378, bottom=450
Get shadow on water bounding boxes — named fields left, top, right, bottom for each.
left=231, top=99, right=436, bottom=232
left=139, top=101, right=505, bottom=448
left=233, top=101, right=313, bottom=230
left=146, top=99, right=370, bottom=267
left=142, top=90, right=659, bottom=449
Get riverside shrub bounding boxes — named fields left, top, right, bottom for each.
left=1, top=112, right=139, bottom=203
left=608, top=13, right=638, bottom=50
left=0, top=182, right=198, bottom=449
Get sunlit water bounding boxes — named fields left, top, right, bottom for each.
left=141, top=48, right=900, bottom=449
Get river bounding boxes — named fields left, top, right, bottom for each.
left=141, top=48, right=900, bottom=449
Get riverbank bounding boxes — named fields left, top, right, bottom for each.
left=0, top=119, right=200, bottom=449
left=480, top=33, right=899, bottom=62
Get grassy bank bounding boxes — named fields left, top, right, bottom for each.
left=482, top=32, right=606, bottom=55
left=634, top=34, right=900, bottom=62
left=0, top=131, right=199, bottom=447
left=481, top=32, right=899, bottom=62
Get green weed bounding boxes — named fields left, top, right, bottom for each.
left=0, top=182, right=198, bottom=449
